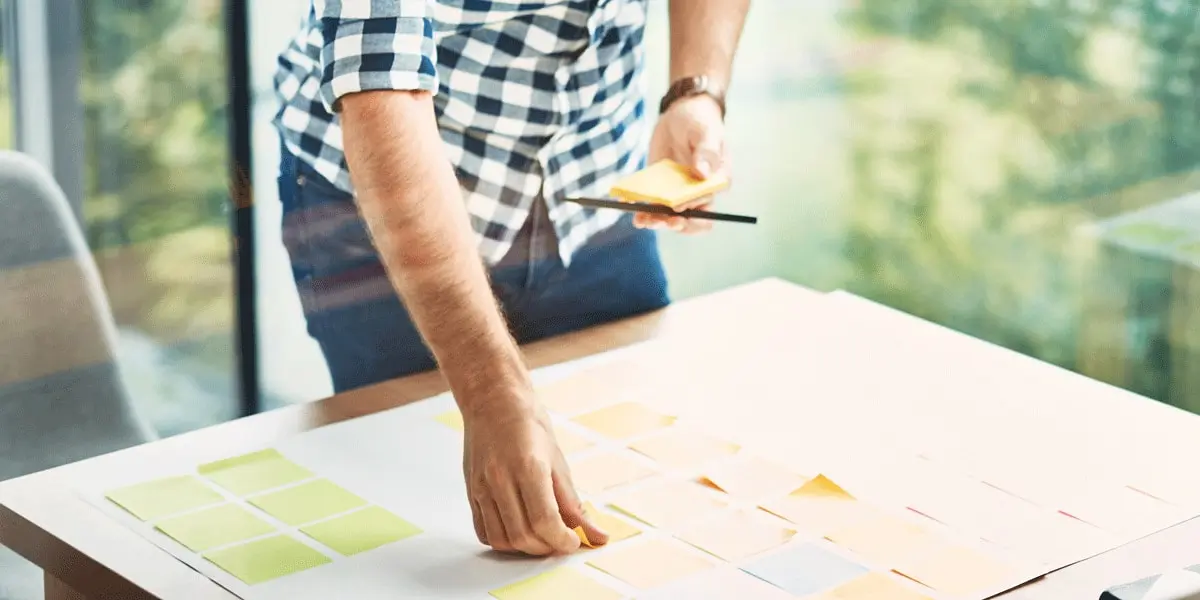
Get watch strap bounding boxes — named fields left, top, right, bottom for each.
left=659, top=75, right=726, bottom=117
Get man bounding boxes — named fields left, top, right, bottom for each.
left=273, top=0, right=749, bottom=556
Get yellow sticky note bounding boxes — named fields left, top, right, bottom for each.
left=825, top=514, right=942, bottom=567
left=554, top=425, right=595, bottom=455
left=698, top=457, right=807, bottom=501
left=629, top=429, right=740, bottom=469
left=815, top=572, right=934, bottom=600
left=199, top=449, right=314, bottom=496
left=586, top=538, right=715, bottom=589
left=248, top=479, right=367, bottom=526
left=434, top=410, right=464, bottom=432
left=675, top=511, right=796, bottom=561
left=154, top=504, right=275, bottom=552
left=490, top=567, right=624, bottom=600
left=573, top=402, right=676, bottom=440
left=203, top=535, right=331, bottom=585
left=583, top=501, right=642, bottom=543
left=570, top=452, right=657, bottom=494
left=893, top=545, right=1018, bottom=596
left=610, top=159, right=730, bottom=208
left=607, top=480, right=726, bottom=531
left=759, top=476, right=882, bottom=537
left=300, top=506, right=421, bottom=556
left=105, top=475, right=224, bottom=521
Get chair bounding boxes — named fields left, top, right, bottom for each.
left=0, top=151, right=155, bottom=600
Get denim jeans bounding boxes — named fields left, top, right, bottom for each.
left=277, top=143, right=670, bottom=393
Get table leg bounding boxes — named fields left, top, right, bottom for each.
left=44, top=571, right=89, bottom=600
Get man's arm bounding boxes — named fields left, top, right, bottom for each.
left=668, top=0, right=752, bottom=91
left=313, top=1, right=599, bottom=556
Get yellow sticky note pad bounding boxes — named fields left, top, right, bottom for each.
left=583, top=501, right=642, bottom=544
left=573, top=402, right=676, bottom=440
left=813, top=572, right=934, bottom=600
left=203, top=535, right=331, bottom=585
left=629, top=429, right=740, bottom=469
left=105, top=475, right=224, bottom=521
left=434, top=410, right=464, bottom=432
left=570, top=452, right=657, bottom=494
left=586, top=538, right=716, bottom=589
left=825, top=514, right=941, bottom=566
left=248, top=479, right=367, bottom=526
left=490, top=567, right=624, bottom=600
left=610, top=159, right=730, bottom=208
left=675, top=511, right=796, bottom=561
left=893, top=545, right=1018, bottom=596
left=154, top=504, right=275, bottom=552
left=199, top=449, right=314, bottom=496
left=608, top=480, right=726, bottom=531
left=698, top=457, right=806, bottom=501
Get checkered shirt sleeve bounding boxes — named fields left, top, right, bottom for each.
left=314, top=0, right=439, bottom=112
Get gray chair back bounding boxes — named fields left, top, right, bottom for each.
left=0, top=150, right=154, bottom=478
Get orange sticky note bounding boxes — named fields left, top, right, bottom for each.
left=893, top=545, right=1018, bottom=596
left=553, top=425, right=595, bottom=455
left=570, top=452, right=657, bottom=494
left=586, top=538, right=716, bottom=589
left=610, top=159, right=730, bottom=208
left=573, top=402, right=676, bottom=440
left=537, top=360, right=658, bottom=416
left=795, top=475, right=855, bottom=499
left=675, top=511, right=796, bottom=561
left=824, top=514, right=940, bottom=567
left=608, top=481, right=727, bottom=531
left=698, top=457, right=807, bottom=501
left=629, top=429, right=740, bottom=469
left=582, top=501, right=641, bottom=544
left=811, top=572, right=934, bottom=600
left=490, top=567, right=623, bottom=600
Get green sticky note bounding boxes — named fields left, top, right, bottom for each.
left=248, top=479, right=367, bottom=526
left=105, top=476, right=224, bottom=521
left=199, top=449, right=314, bottom=496
left=155, top=504, right=276, bottom=552
left=203, top=535, right=331, bottom=585
left=300, top=506, right=421, bottom=556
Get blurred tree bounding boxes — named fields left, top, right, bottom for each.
left=80, top=0, right=228, bottom=250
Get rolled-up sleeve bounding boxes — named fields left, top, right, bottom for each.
left=315, top=0, right=439, bottom=113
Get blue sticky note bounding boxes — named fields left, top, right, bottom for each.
left=741, top=543, right=869, bottom=597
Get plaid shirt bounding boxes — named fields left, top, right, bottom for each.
left=273, top=0, right=649, bottom=266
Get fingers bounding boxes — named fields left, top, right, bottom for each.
left=554, top=469, right=609, bottom=547
left=518, top=465, right=581, bottom=555
left=478, top=496, right=512, bottom=552
left=689, top=130, right=725, bottom=180
left=494, top=479, right=553, bottom=555
left=470, top=497, right=488, bottom=545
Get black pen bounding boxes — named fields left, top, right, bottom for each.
left=565, top=197, right=758, bottom=224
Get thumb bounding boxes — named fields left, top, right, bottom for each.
left=553, top=471, right=609, bottom=547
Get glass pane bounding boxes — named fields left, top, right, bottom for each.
left=250, top=0, right=331, bottom=407
left=0, top=0, right=10, bottom=149
left=80, top=0, right=238, bottom=435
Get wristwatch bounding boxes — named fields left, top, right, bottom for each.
left=659, top=75, right=726, bottom=118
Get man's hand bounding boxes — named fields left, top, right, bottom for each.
left=637, top=94, right=730, bottom=234
left=462, top=394, right=610, bottom=556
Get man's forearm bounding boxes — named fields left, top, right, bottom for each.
left=338, top=91, right=530, bottom=411
left=668, top=0, right=751, bottom=89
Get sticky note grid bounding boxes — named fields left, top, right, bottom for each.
left=103, top=449, right=423, bottom=587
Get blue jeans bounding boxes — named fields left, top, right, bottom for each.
left=277, top=144, right=670, bottom=393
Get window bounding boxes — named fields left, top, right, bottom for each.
left=80, top=0, right=239, bottom=435
left=0, top=0, right=10, bottom=149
